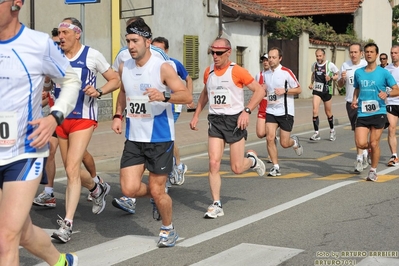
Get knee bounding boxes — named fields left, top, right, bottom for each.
left=209, top=159, right=221, bottom=172
left=231, top=164, right=243, bottom=174
left=280, top=137, right=291, bottom=148
left=0, top=230, right=18, bottom=253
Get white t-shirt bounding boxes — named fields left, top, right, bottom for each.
left=339, top=59, right=367, bottom=103
left=265, top=64, right=300, bottom=116
left=385, top=63, right=399, bottom=105
left=0, top=25, right=79, bottom=165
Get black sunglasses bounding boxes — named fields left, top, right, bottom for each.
left=380, top=57, right=387, bottom=60
left=210, top=49, right=230, bottom=56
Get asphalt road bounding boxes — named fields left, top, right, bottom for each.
left=22, top=122, right=399, bottom=266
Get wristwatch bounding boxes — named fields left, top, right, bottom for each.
left=50, top=110, right=64, bottom=126
left=96, top=88, right=103, bottom=99
left=244, top=107, right=251, bottom=114
left=285, top=87, right=288, bottom=94
left=163, top=91, right=171, bottom=102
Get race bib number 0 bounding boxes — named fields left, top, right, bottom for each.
left=210, top=89, right=231, bottom=108
left=361, top=100, right=380, bottom=113
left=126, top=96, right=152, bottom=118
left=313, top=82, right=324, bottom=92
left=0, top=112, right=17, bottom=147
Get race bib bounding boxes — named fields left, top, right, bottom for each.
left=267, top=92, right=278, bottom=104
left=361, top=100, right=380, bottom=113
left=313, top=82, right=324, bottom=92
left=126, top=96, right=152, bottom=118
left=210, top=89, right=231, bottom=108
left=348, top=76, right=354, bottom=85
left=0, top=112, right=17, bottom=147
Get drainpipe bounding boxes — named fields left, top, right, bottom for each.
left=218, top=0, right=223, bottom=37
left=30, top=0, right=35, bottom=29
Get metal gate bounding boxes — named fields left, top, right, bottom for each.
left=268, top=38, right=299, bottom=82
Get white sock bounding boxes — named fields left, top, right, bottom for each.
left=44, top=187, right=54, bottom=195
left=92, top=175, right=100, bottom=183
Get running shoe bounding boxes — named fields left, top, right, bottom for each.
left=366, top=170, right=378, bottom=182
left=268, top=166, right=281, bottom=177
left=354, top=160, right=363, bottom=173
left=174, top=164, right=187, bottom=185
left=64, top=253, right=78, bottom=266
left=92, top=182, right=110, bottom=214
left=112, top=196, right=136, bottom=214
left=329, top=130, right=336, bottom=141
left=292, top=135, right=303, bottom=156
left=150, top=198, right=161, bottom=221
left=204, top=203, right=224, bottom=219
left=266, top=155, right=272, bottom=163
left=52, top=216, right=72, bottom=243
left=168, top=168, right=177, bottom=185
left=309, top=132, right=320, bottom=141
left=33, top=191, right=56, bottom=207
left=87, top=193, right=93, bottom=202
left=362, top=154, right=369, bottom=169
left=247, top=150, right=266, bottom=176
left=387, top=155, right=399, bottom=167
left=157, top=227, right=178, bottom=247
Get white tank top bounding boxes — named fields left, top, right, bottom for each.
left=122, top=55, right=174, bottom=142
left=207, top=63, right=244, bottom=115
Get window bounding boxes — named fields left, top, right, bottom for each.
left=183, top=35, right=199, bottom=79
left=236, top=46, right=246, bottom=67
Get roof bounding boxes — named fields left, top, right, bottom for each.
left=222, top=0, right=283, bottom=21
left=251, top=0, right=364, bottom=16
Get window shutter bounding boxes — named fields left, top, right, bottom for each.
left=183, top=35, right=199, bottom=79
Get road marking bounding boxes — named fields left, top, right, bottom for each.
left=191, top=243, right=303, bottom=266
left=317, top=174, right=358, bottom=180
left=317, top=153, right=343, bottom=161
left=375, top=175, right=399, bottom=182
left=177, top=181, right=358, bottom=247
left=35, top=235, right=160, bottom=266
left=356, top=257, right=399, bottom=265
left=267, top=172, right=312, bottom=179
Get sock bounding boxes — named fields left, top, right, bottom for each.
left=64, top=218, right=73, bottom=228
left=92, top=175, right=101, bottom=184
left=328, top=116, right=334, bottom=129
left=363, top=149, right=368, bottom=156
left=177, top=163, right=184, bottom=170
left=292, top=137, right=298, bottom=147
left=44, top=187, right=54, bottom=195
left=393, top=153, right=398, bottom=158
left=213, top=200, right=222, bottom=207
left=313, top=116, right=319, bottom=131
left=54, top=253, right=66, bottom=266
left=357, top=154, right=363, bottom=161
left=370, top=167, right=377, bottom=172
left=89, top=183, right=102, bottom=198
left=161, top=223, right=173, bottom=230
left=273, top=164, right=279, bottom=170
left=248, top=156, right=256, bottom=167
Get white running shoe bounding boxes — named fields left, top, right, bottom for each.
left=204, top=203, right=224, bottom=219
left=310, top=132, right=321, bottom=141
left=247, top=150, right=266, bottom=176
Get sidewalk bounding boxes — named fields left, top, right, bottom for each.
left=54, top=96, right=349, bottom=176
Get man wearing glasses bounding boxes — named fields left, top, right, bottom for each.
left=380, top=53, right=389, bottom=68
left=190, top=38, right=265, bottom=219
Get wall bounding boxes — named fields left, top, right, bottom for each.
left=354, top=0, right=392, bottom=64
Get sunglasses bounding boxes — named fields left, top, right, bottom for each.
left=380, top=58, right=387, bottom=60
left=210, top=49, right=230, bottom=56
left=55, top=41, right=61, bottom=45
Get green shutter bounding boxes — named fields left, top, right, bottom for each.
left=183, top=35, right=199, bottom=79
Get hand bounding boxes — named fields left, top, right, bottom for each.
left=28, top=116, right=58, bottom=149
left=83, top=85, right=99, bottom=98
left=274, top=88, right=285, bottom=96
left=351, top=101, right=358, bottom=109
left=186, top=102, right=195, bottom=109
left=237, top=112, right=250, bottom=130
left=190, top=116, right=199, bottom=131
left=308, top=84, right=313, bottom=90
left=144, top=88, right=163, bottom=102
left=111, top=118, right=123, bottom=134
left=341, top=70, right=347, bottom=80
left=325, top=74, right=331, bottom=82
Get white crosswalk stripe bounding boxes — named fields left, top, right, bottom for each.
left=190, top=243, right=303, bottom=266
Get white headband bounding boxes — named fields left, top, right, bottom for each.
left=58, top=22, right=82, bottom=34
